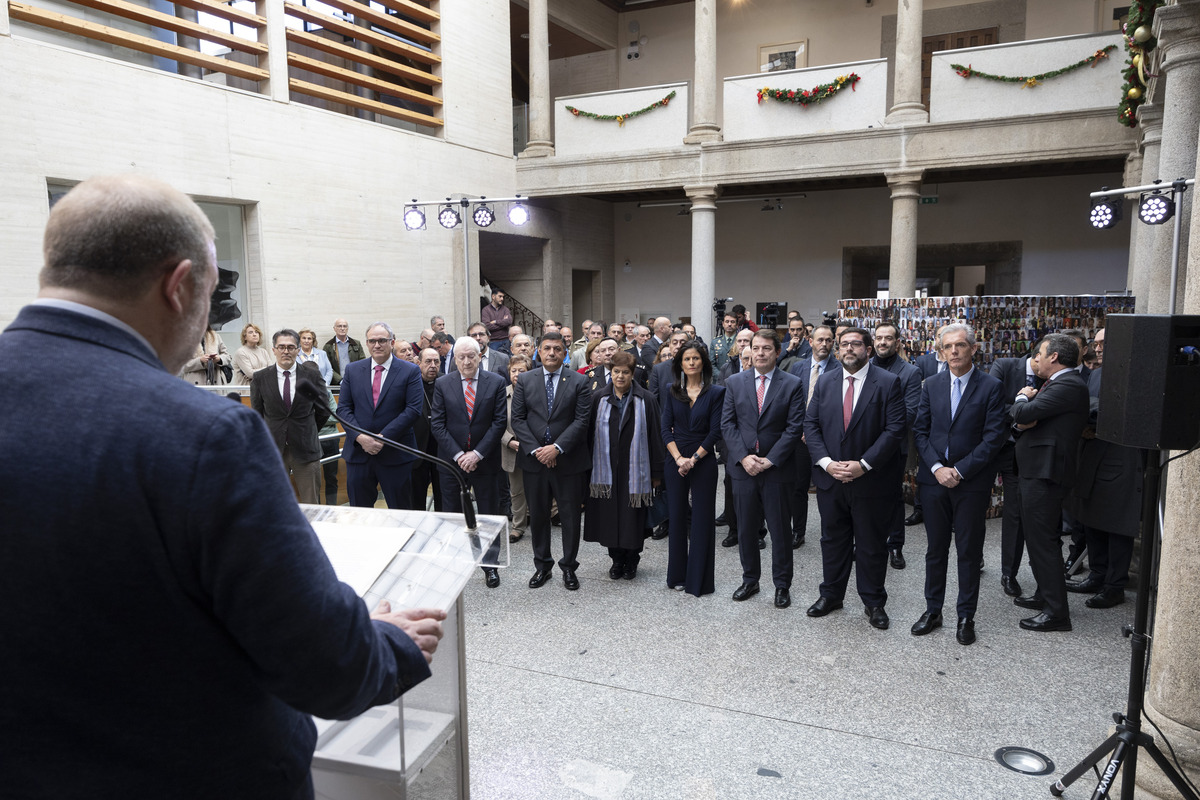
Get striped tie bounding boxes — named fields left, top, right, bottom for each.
left=465, top=378, right=475, bottom=420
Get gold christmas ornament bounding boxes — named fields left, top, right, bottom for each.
left=1131, top=53, right=1142, bottom=70
left=1133, top=25, right=1152, bottom=44
left=1127, top=86, right=1143, bottom=100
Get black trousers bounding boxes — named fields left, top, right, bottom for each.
left=732, top=476, right=792, bottom=589
left=320, top=437, right=340, bottom=504
left=919, top=483, right=989, bottom=619
left=411, top=457, right=443, bottom=512
left=346, top=459, right=412, bottom=510
left=525, top=467, right=584, bottom=572
left=1082, top=526, right=1134, bottom=591
left=996, top=441, right=1026, bottom=580
left=815, top=484, right=891, bottom=607
left=788, top=440, right=811, bottom=539
left=1018, top=477, right=1070, bottom=619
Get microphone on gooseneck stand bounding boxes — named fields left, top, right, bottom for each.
left=295, top=379, right=477, bottom=531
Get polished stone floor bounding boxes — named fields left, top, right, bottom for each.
left=461, top=485, right=1135, bottom=800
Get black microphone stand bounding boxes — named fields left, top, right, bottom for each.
left=297, top=381, right=477, bottom=530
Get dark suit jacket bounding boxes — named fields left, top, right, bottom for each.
left=414, top=378, right=437, bottom=453
left=449, top=347, right=510, bottom=378
left=321, top=335, right=366, bottom=385
left=872, top=355, right=921, bottom=455
left=804, top=364, right=906, bottom=495
left=511, top=366, right=593, bottom=474
left=430, top=369, right=508, bottom=474
left=786, top=354, right=841, bottom=399
left=250, top=361, right=330, bottom=461
left=913, top=368, right=1008, bottom=492
left=0, top=304, right=428, bottom=798
left=914, top=352, right=943, bottom=381
left=641, top=337, right=664, bottom=366
left=338, top=356, right=424, bottom=465
left=1067, top=367, right=1144, bottom=536
left=989, top=356, right=1032, bottom=414
left=647, top=360, right=674, bottom=405
left=1010, top=369, right=1090, bottom=487
left=720, top=367, right=806, bottom=483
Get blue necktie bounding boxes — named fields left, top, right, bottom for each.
left=947, top=377, right=962, bottom=460
left=544, top=372, right=556, bottom=444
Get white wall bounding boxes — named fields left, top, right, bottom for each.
left=613, top=171, right=1131, bottom=324
left=0, top=0, right=517, bottom=346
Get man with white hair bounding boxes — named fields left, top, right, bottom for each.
left=432, top=337, right=509, bottom=587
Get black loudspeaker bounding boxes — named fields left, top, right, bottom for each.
left=1098, top=314, right=1200, bottom=450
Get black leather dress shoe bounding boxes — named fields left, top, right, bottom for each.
left=622, top=564, right=637, bottom=580
left=866, top=606, right=890, bottom=630
left=791, top=532, right=804, bottom=549
left=608, top=564, right=624, bottom=580
left=562, top=568, right=579, bottom=590
left=528, top=569, right=552, bottom=588
left=1013, top=595, right=1045, bottom=610
left=1063, top=547, right=1085, bottom=575
left=714, top=513, right=729, bottom=527
left=956, top=617, right=976, bottom=645
left=889, top=548, right=906, bottom=570
left=721, top=532, right=739, bottom=548
left=1020, top=612, right=1072, bottom=632
left=1086, top=588, right=1126, bottom=608
left=774, top=588, right=791, bottom=608
left=1001, top=576, right=1022, bottom=597
left=904, top=509, right=923, bottom=526
left=1066, top=576, right=1104, bottom=594
left=651, top=522, right=670, bottom=540
left=757, top=534, right=766, bottom=551
left=910, top=610, right=942, bottom=636
left=483, top=567, right=500, bottom=588
left=806, top=597, right=843, bottom=617
left=732, top=582, right=759, bottom=601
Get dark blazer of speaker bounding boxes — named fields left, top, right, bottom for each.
left=1098, top=314, right=1200, bottom=450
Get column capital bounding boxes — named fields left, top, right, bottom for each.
left=1154, top=2, right=1200, bottom=67
left=1139, top=102, right=1164, bottom=144
left=684, top=184, right=720, bottom=209
left=885, top=169, right=924, bottom=194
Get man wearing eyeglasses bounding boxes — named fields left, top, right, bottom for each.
left=804, top=327, right=906, bottom=631
left=338, top=322, right=424, bottom=508
left=250, top=329, right=330, bottom=504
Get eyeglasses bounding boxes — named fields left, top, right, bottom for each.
left=275, top=345, right=298, bottom=352
left=367, top=338, right=392, bottom=346
left=839, top=340, right=866, bottom=350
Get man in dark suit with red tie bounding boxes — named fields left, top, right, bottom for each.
left=804, top=327, right=906, bottom=630
left=720, top=330, right=806, bottom=609
left=1010, top=333, right=1090, bottom=632
left=338, top=322, right=424, bottom=509
left=911, top=323, right=1007, bottom=645
left=432, top=337, right=509, bottom=587
left=511, top=331, right=593, bottom=590
left=250, top=329, right=330, bottom=504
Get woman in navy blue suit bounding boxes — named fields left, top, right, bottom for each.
left=662, top=342, right=725, bottom=596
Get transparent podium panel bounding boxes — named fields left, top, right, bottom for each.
left=303, top=505, right=508, bottom=800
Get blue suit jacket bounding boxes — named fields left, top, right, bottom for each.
left=913, top=368, right=1008, bottom=492
left=0, top=304, right=429, bottom=798
left=804, top=364, right=906, bottom=495
left=787, top=354, right=841, bottom=399
left=430, top=369, right=508, bottom=474
left=338, top=355, right=423, bottom=465
left=915, top=352, right=942, bottom=380
left=720, top=367, right=806, bottom=483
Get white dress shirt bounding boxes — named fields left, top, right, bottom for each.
left=817, top=362, right=873, bottom=473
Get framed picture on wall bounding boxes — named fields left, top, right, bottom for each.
left=758, top=40, right=808, bottom=73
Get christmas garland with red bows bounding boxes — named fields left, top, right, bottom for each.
left=757, top=73, right=860, bottom=107
left=950, top=44, right=1117, bottom=89
left=565, top=91, right=675, bottom=126
left=1118, top=0, right=1165, bottom=127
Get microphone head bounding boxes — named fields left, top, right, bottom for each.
left=295, top=378, right=328, bottom=408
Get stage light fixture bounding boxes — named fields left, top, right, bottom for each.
left=473, top=204, right=496, bottom=227
left=403, top=205, right=426, bottom=230
left=438, top=204, right=461, bottom=229
left=508, top=201, right=530, bottom=226
left=1089, top=197, right=1122, bottom=229
left=1138, top=191, right=1174, bottom=225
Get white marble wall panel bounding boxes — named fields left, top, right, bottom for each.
left=554, top=82, right=687, bottom=157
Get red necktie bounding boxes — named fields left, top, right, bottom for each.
left=843, top=375, right=855, bottom=431
left=465, top=378, right=475, bottom=420
left=372, top=364, right=384, bottom=407
left=756, top=374, right=766, bottom=451
left=282, top=370, right=291, bottom=411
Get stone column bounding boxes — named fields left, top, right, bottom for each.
left=1146, top=2, right=1200, bottom=312
left=521, top=0, right=554, bottom=158
left=1, top=0, right=11, bottom=36
left=686, top=185, right=719, bottom=343
left=886, top=0, right=928, bottom=125
left=683, top=0, right=720, bottom=144
left=886, top=171, right=923, bottom=298
left=1131, top=103, right=1163, bottom=312
left=1123, top=151, right=1143, bottom=298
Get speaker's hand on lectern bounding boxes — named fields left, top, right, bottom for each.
left=371, top=601, right=448, bottom=663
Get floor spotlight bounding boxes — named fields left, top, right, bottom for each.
left=438, top=204, right=461, bottom=229
left=473, top=204, right=496, bottom=227
left=508, top=202, right=530, bottom=226
left=1138, top=191, right=1174, bottom=225
left=1089, top=197, right=1122, bottom=229
left=994, top=747, right=1055, bottom=776
left=403, top=205, right=426, bottom=230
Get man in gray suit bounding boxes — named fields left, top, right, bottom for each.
left=511, top=331, right=593, bottom=590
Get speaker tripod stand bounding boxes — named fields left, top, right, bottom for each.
left=1050, top=453, right=1199, bottom=800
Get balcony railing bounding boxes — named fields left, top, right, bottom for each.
left=929, top=31, right=1123, bottom=124
left=7, top=0, right=443, bottom=129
